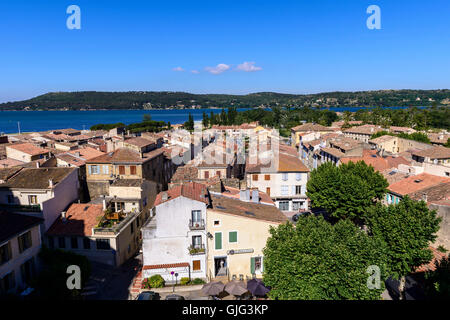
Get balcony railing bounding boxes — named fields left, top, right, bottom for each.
left=0, top=203, right=41, bottom=212
left=189, top=219, right=205, bottom=230
left=188, top=244, right=206, bottom=255
left=93, top=211, right=138, bottom=235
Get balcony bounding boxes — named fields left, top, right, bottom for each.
left=93, top=211, right=138, bottom=235
left=188, top=244, right=206, bottom=255
left=189, top=219, right=205, bottom=230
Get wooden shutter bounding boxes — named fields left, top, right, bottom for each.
left=193, top=260, right=201, bottom=271
left=229, top=231, right=237, bottom=243
left=215, top=233, right=222, bottom=250
left=130, top=166, right=136, bottom=175
left=119, top=166, right=125, bottom=175
left=204, top=171, right=209, bottom=179
left=250, top=257, right=255, bottom=274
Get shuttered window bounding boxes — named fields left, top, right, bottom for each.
left=119, top=166, right=125, bottom=175
left=215, top=232, right=222, bottom=250
left=250, top=257, right=255, bottom=274
left=229, top=231, right=238, bottom=243
left=193, top=260, right=201, bottom=271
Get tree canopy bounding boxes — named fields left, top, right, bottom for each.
left=364, top=197, right=441, bottom=280
left=263, top=216, right=388, bottom=300
left=306, top=161, right=388, bottom=221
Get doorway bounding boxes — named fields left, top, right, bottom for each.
left=214, top=256, right=227, bottom=277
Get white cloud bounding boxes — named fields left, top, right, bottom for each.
left=205, top=63, right=230, bottom=75
left=172, top=67, right=185, bottom=72
left=191, top=70, right=200, bottom=74
left=236, top=61, right=262, bottom=72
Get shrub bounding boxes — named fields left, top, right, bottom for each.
left=191, top=278, right=206, bottom=285
left=148, top=275, right=165, bottom=288
left=180, top=277, right=190, bottom=286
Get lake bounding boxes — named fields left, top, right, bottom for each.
left=0, top=106, right=425, bottom=134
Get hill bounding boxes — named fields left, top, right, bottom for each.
left=1, top=89, right=449, bottom=110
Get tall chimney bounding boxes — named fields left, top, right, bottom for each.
left=102, top=195, right=107, bottom=210
left=48, top=179, right=53, bottom=188
left=36, top=161, right=40, bottom=168
left=422, top=193, right=428, bottom=202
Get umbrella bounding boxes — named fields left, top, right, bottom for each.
left=201, top=281, right=225, bottom=297
left=247, top=279, right=270, bottom=296
left=224, top=281, right=248, bottom=297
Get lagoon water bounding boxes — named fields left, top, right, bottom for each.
left=0, top=106, right=422, bottom=134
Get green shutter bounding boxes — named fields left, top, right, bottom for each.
left=229, top=231, right=237, bottom=243
left=215, top=232, right=222, bottom=250
left=250, top=257, right=255, bottom=274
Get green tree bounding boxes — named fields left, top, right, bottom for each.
left=445, top=138, right=450, bottom=148
left=183, top=113, right=194, bottom=132
left=306, top=161, right=388, bottom=222
left=202, top=112, right=209, bottom=128
left=424, top=254, right=450, bottom=299
left=263, top=216, right=387, bottom=300
left=364, top=197, right=442, bottom=299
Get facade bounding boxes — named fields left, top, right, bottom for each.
left=246, top=149, right=310, bottom=212
left=0, top=167, right=79, bottom=232
left=206, top=193, right=287, bottom=280
left=141, top=182, right=210, bottom=283
left=0, top=212, right=43, bottom=295
left=6, top=143, right=50, bottom=163
left=290, top=123, right=334, bottom=149
left=343, top=125, right=384, bottom=143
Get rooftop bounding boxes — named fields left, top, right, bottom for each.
left=154, top=182, right=210, bottom=206
left=87, top=147, right=164, bottom=164
left=412, top=146, right=450, bottom=159
left=344, top=124, right=384, bottom=135
left=291, top=123, right=333, bottom=132
left=388, top=173, right=450, bottom=196
left=0, top=167, right=75, bottom=189
left=0, top=211, right=43, bottom=243
left=6, top=143, right=49, bottom=156
left=46, top=203, right=104, bottom=237
left=209, top=194, right=287, bottom=224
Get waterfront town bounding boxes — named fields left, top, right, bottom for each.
left=0, top=114, right=449, bottom=300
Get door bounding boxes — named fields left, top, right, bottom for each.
left=266, top=187, right=270, bottom=196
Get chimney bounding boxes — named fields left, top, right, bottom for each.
left=162, top=192, right=168, bottom=202
left=239, top=189, right=250, bottom=201
left=102, top=196, right=107, bottom=210
left=48, top=179, right=53, bottom=188
left=75, top=152, right=80, bottom=157
left=36, top=161, right=40, bottom=168
left=251, top=189, right=259, bottom=203
left=422, top=193, right=428, bottom=202
left=61, top=211, right=67, bottom=223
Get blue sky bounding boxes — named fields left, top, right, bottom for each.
left=0, top=0, right=449, bottom=102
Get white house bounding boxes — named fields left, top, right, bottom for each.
left=141, top=182, right=210, bottom=283
left=0, top=167, right=79, bottom=232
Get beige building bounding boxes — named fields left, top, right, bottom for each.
left=290, top=123, right=334, bottom=148
left=6, top=143, right=50, bottom=163
left=369, top=135, right=432, bottom=155
left=206, top=193, right=287, bottom=280
left=0, top=212, right=43, bottom=295
left=343, top=125, right=384, bottom=143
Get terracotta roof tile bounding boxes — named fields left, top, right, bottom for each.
left=7, top=143, right=49, bottom=156
left=143, top=262, right=189, bottom=270
left=154, top=182, right=209, bottom=206
left=388, top=173, right=450, bottom=196
left=412, top=146, right=450, bottom=159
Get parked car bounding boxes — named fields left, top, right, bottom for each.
left=136, top=291, right=160, bottom=300
left=292, top=211, right=312, bottom=222
left=165, top=294, right=185, bottom=300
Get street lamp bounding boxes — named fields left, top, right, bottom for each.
left=171, top=271, right=179, bottom=292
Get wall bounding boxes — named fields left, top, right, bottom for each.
left=429, top=203, right=450, bottom=249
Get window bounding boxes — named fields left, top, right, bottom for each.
left=229, top=231, right=238, bottom=243
left=0, top=242, right=12, bottom=265
left=20, top=258, right=35, bottom=285
left=90, top=165, right=100, bottom=175
left=83, top=237, right=91, bottom=250
left=0, top=272, right=15, bottom=294
left=292, top=201, right=304, bottom=211
left=216, top=171, right=221, bottom=178
left=192, top=236, right=202, bottom=249
left=296, top=173, right=302, bottom=181
left=191, top=210, right=202, bottom=223
left=252, top=174, right=258, bottom=181
left=264, top=174, right=270, bottom=181
left=70, top=237, right=78, bottom=249
left=130, top=166, right=137, bottom=175
left=118, top=166, right=125, bottom=175
left=282, top=173, right=288, bottom=181
left=193, top=260, right=201, bottom=271
left=204, top=171, right=209, bottom=179
left=58, top=237, right=66, bottom=249
left=250, top=257, right=262, bottom=274
left=295, top=185, right=302, bottom=195
left=96, top=239, right=110, bottom=250
left=102, top=165, right=109, bottom=174
left=281, top=185, right=289, bottom=196
left=279, top=201, right=289, bottom=211
left=214, top=220, right=220, bottom=226
left=28, top=195, right=37, bottom=205
left=48, top=236, right=54, bottom=249
left=266, top=187, right=270, bottom=196
left=18, top=231, right=32, bottom=253
left=215, top=232, right=222, bottom=250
